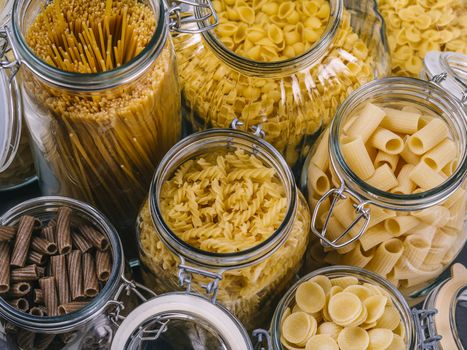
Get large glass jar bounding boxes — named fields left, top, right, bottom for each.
left=0, top=196, right=152, bottom=350
left=0, top=0, right=214, bottom=252
left=378, top=0, right=467, bottom=77
left=173, top=0, right=389, bottom=172
left=302, top=77, right=467, bottom=305
left=137, top=128, right=311, bottom=331
left=0, top=0, right=35, bottom=191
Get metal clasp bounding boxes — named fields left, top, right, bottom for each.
left=231, top=118, right=266, bottom=139
left=178, top=256, right=224, bottom=303
left=106, top=275, right=158, bottom=328
left=253, top=329, right=272, bottom=350
left=0, top=26, right=21, bottom=83
left=430, top=72, right=467, bottom=105
left=165, top=0, right=218, bottom=34
left=412, top=308, right=442, bottom=350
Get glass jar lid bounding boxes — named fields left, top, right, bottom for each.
left=111, top=292, right=253, bottom=350
left=423, top=263, right=467, bottom=350
left=423, top=51, right=467, bottom=106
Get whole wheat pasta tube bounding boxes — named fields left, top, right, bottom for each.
left=11, top=265, right=39, bottom=282
left=10, top=216, right=36, bottom=267
left=58, top=301, right=89, bottom=315
left=67, top=250, right=84, bottom=301
left=40, top=226, right=55, bottom=244
left=0, top=226, right=16, bottom=242
left=56, top=207, right=72, bottom=255
left=0, top=242, right=11, bottom=293
left=79, top=225, right=109, bottom=251
left=9, top=282, right=32, bottom=298
left=39, top=277, right=59, bottom=317
left=31, top=237, right=57, bottom=255
left=27, top=250, right=47, bottom=266
left=83, top=253, right=99, bottom=297
left=96, top=250, right=112, bottom=282
left=71, top=231, right=93, bottom=253
left=51, top=255, right=70, bottom=305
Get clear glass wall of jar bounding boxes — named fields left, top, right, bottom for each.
left=269, top=266, right=418, bottom=350
left=0, top=196, right=153, bottom=350
left=174, top=0, right=389, bottom=173
left=1, top=0, right=184, bottom=253
left=0, top=0, right=36, bottom=191
left=137, top=128, right=311, bottom=331
left=302, top=77, right=467, bottom=305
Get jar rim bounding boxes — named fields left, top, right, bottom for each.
left=330, top=76, right=467, bottom=211
left=197, top=0, right=343, bottom=77
left=8, top=0, right=168, bottom=91
left=148, top=128, right=298, bottom=269
left=270, top=265, right=417, bottom=350
left=0, top=196, right=124, bottom=332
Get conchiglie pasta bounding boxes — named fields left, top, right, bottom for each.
left=305, top=101, right=466, bottom=301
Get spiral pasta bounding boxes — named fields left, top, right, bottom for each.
left=378, top=0, right=467, bottom=76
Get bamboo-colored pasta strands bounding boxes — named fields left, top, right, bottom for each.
left=10, top=216, right=36, bottom=267
left=0, top=242, right=10, bottom=293
left=0, top=226, right=16, bottom=241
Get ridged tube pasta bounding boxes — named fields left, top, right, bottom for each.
left=359, top=224, right=393, bottom=251
left=409, top=162, right=446, bottom=189
left=421, top=139, right=457, bottom=171
left=381, top=107, right=420, bottom=134
left=402, top=235, right=431, bottom=268
left=341, top=242, right=374, bottom=268
left=346, top=103, right=386, bottom=142
left=366, top=239, right=404, bottom=275
left=307, top=164, right=331, bottom=196
left=374, top=151, right=399, bottom=172
left=341, top=137, right=375, bottom=179
left=408, top=118, right=449, bottom=155
left=384, top=216, right=420, bottom=237
left=366, top=164, right=399, bottom=192
left=392, top=164, right=416, bottom=194
left=369, top=128, right=404, bottom=155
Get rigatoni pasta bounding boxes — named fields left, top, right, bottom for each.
left=280, top=274, right=406, bottom=349
left=306, top=101, right=466, bottom=295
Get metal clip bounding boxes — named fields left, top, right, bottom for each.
left=429, top=72, right=448, bottom=84
left=412, top=308, right=442, bottom=350
left=106, top=275, right=158, bottom=328
left=137, top=318, right=170, bottom=342
left=253, top=329, right=272, bottom=350
left=0, top=27, right=21, bottom=83
left=231, top=118, right=266, bottom=139
left=178, top=256, right=224, bottom=303
left=311, top=184, right=371, bottom=249
left=165, top=0, right=218, bottom=34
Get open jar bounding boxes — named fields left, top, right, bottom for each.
left=0, top=0, right=35, bottom=191
left=137, top=126, right=311, bottom=331
left=302, top=77, right=467, bottom=304
left=174, top=0, right=389, bottom=172
left=0, top=0, right=217, bottom=252
left=0, top=196, right=154, bottom=350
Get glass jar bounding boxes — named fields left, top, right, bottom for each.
left=302, top=77, right=467, bottom=305
left=421, top=51, right=467, bottom=109
left=0, top=196, right=152, bottom=350
left=268, top=266, right=418, bottom=350
left=378, top=0, right=467, bottom=77
left=0, top=0, right=216, bottom=251
left=0, top=0, right=35, bottom=191
left=137, top=127, right=311, bottom=331
left=174, top=0, right=389, bottom=173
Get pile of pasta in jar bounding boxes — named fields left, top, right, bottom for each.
left=137, top=130, right=311, bottom=331
left=305, top=80, right=467, bottom=300
left=173, top=0, right=388, bottom=168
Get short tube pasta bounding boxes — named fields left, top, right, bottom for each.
left=306, top=101, right=465, bottom=297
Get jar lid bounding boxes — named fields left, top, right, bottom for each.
left=111, top=292, right=253, bottom=350
left=429, top=264, right=467, bottom=350
left=0, top=60, right=21, bottom=173
left=423, top=51, right=467, bottom=105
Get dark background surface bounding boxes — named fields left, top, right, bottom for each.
left=0, top=180, right=466, bottom=346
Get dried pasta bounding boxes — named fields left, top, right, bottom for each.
left=378, top=0, right=467, bottom=76
left=23, top=0, right=181, bottom=241
left=138, top=149, right=310, bottom=330
left=174, top=1, right=383, bottom=168
left=280, top=274, right=406, bottom=349
left=306, top=102, right=466, bottom=295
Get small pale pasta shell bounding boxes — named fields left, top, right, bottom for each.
left=330, top=276, right=359, bottom=289
left=305, top=334, right=339, bottom=350
left=363, top=295, right=388, bottom=324
left=375, top=305, right=400, bottom=331
left=368, top=328, right=394, bottom=350
left=282, top=311, right=317, bottom=345
left=328, top=292, right=363, bottom=326
left=317, top=322, right=343, bottom=340
left=296, top=281, right=326, bottom=313
left=337, top=327, right=369, bottom=350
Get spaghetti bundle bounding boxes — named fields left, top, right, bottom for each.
left=23, top=0, right=181, bottom=239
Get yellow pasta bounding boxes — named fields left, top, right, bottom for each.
left=384, top=216, right=420, bottom=237
left=282, top=312, right=317, bottom=345
left=363, top=295, right=388, bottom=324
left=365, top=239, right=404, bottom=275
left=409, top=162, right=446, bottom=189
left=366, top=164, right=399, bottom=192
left=421, top=139, right=457, bottom=172
left=408, top=118, right=449, bottom=155
left=368, top=328, right=394, bottom=350
left=341, top=137, right=375, bottom=180
left=392, top=164, right=416, bottom=194
left=328, top=292, right=363, bottom=326
left=305, top=334, right=339, bottom=350
left=308, top=164, right=331, bottom=196
left=346, top=103, right=386, bottom=142
left=374, top=151, right=399, bottom=172
left=296, top=281, right=326, bottom=314
left=317, top=322, right=343, bottom=340
left=375, top=305, right=400, bottom=331
left=369, top=128, right=404, bottom=155
left=337, top=327, right=369, bottom=350
left=381, top=107, right=420, bottom=134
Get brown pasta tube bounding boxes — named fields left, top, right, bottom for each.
left=8, top=297, right=30, bottom=312
left=35, top=334, right=56, bottom=350
left=67, top=250, right=84, bottom=300
left=16, top=329, right=36, bottom=350
left=31, top=237, right=57, bottom=255
left=57, top=207, right=72, bottom=254
left=51, top=255, right=70, bottom=305
left=10, top=215, right=36, bottom=267
left=0, top=242, right=11, bottom=293
left=71, top=231, right=93, bottom=253
left=40, top=225, right=55, bottom=244
left=96, top=250, right=112, bottom=282
left=0, top=226, right=16, bottom=241
left=37, top=266, right=46, bottom=278
left=33, top=288, right=44, bottom=304
left=58, top=301, right=89, bottom=315
left=79, top=224, right=109, bottom=251
left=30, top=305, right=48, bottom=316
left=39, top=277, right=58, bottom=316
left=9, top=282, right=32, bottom=298
left=83, top=253, right=99, bottom=297
left=27, top=250, right=47, bottom=266
left=11, top=264, right=39, bottom=282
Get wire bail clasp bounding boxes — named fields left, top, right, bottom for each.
left=0, top=26, right=21, bottom=83
left=165, top=0, right=218, bottom=34
left=253, top=329, right=272, bottom=350
left=178, top=256, right=224, bottom=303
left=230, top=118, right=266, bottom=139
left=412, top=308, right=442, bottom=350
